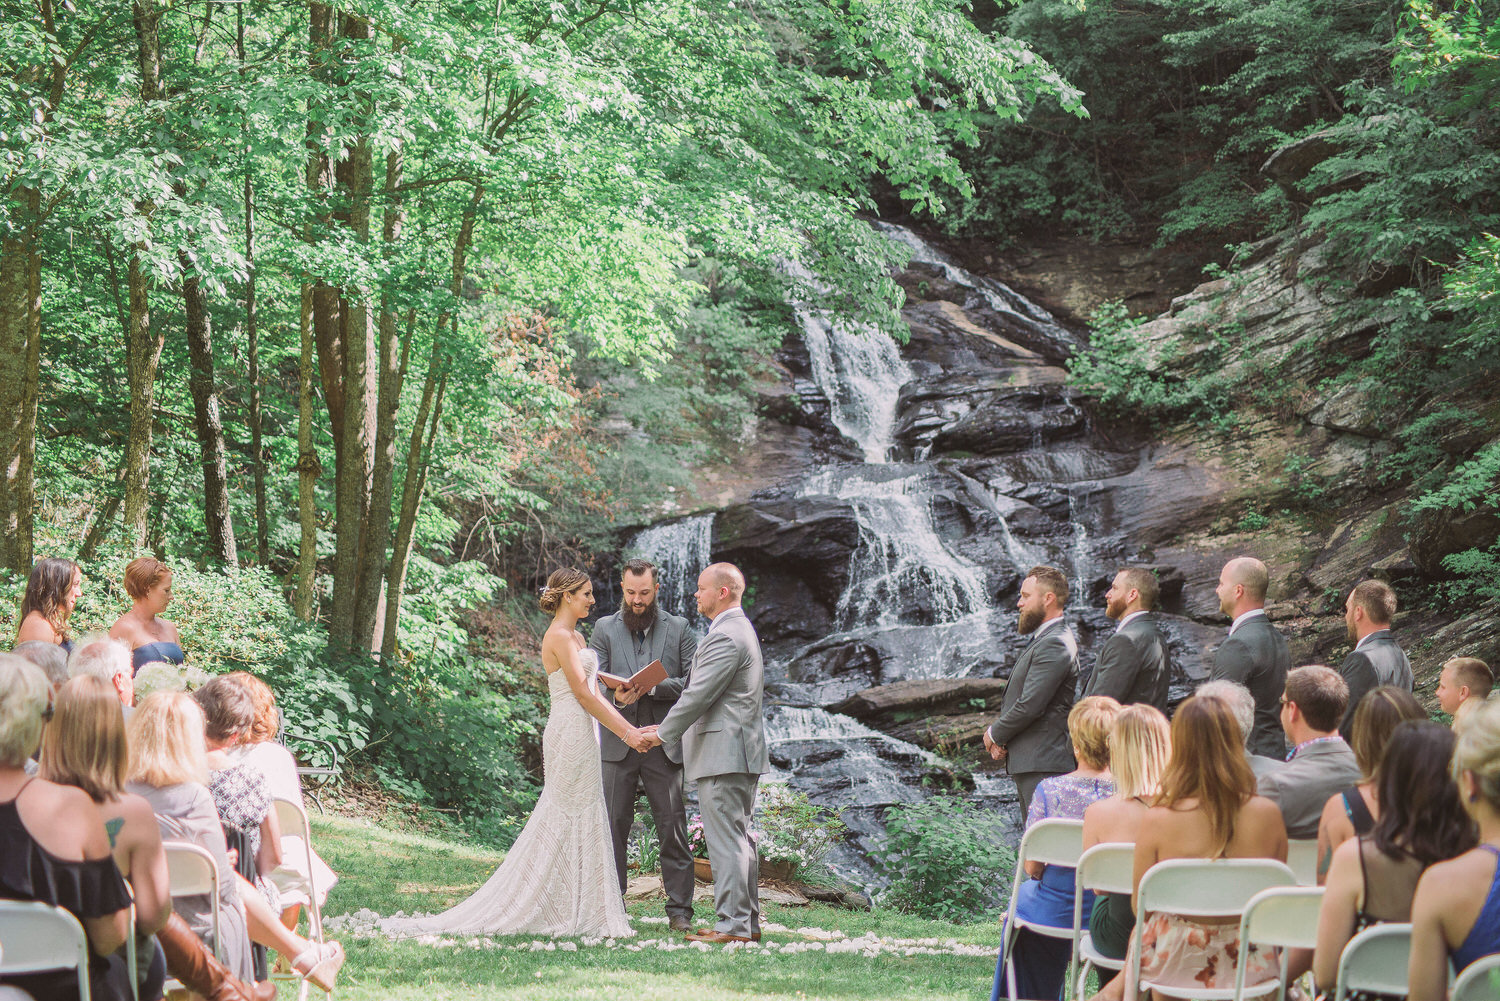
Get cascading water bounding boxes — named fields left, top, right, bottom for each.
left=627, top=514, right=714, bottom=619
left=795, top=308, right=911, bottom=463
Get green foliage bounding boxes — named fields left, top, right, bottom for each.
left=752, top=784, right=848, bottom=883
left=1439, top=542, right=1500, bottom=604
left=872, top=795, right=1014, bottom=922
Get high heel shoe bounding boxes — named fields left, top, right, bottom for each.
left=292, top=940, right=345, bottom=993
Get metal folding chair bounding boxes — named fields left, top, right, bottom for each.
left=0, top=900, right=92, bottom=1001
left=1233, top=885, right=1324, bottom=1001
left=1072, top=842, right=1136, bottom=999
left=1331, top=923, right=1412, bottom=1001
left=1000, top=818, right=1086, bottom=1000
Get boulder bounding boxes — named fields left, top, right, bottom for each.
left=928, top=385, right=1087, bottom=457
left=1410, top=507, right=1500, bottom=578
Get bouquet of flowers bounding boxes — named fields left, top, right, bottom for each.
left=133, top=660, right=211, bottom=699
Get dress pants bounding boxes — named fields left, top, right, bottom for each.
left=697, top=772, right=761, bottom=938
left=602, top=746, right=694, bottom=921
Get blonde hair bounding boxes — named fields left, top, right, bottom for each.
left=0, top=654, right=49, bottom=767
left=223, top=672, right=279, bottom=744
left=128, top=691, right=208, bottom=787
left=40, top=676, right=128, bottom=802
left=1453, top=696, right=1500, bottom=809
left=1068, top=695, right=1121, bottom=770
left=1109, top=704, right=1171, bottom=799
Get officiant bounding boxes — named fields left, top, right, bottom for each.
left=590, top=558, right=700, bottom=931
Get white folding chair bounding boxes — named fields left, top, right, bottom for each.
left=1331, top=923, right=1412, bottom=1001
left=1072, top=842, right=1136, bottom=999
left=1000, top=818, right=1086, bottom=1000
left=1233, top=885, right=1324, bottom=1001
left=272, top=796, right=325, bottom=1001
left=162, top=839, right=224, bottom=997
left=0, top=900, right=92, bottom=1001
left=124, top=889, right=139, bottom=1001
left=1454, top=952, right=1500, bottom=1001
left=1286, top=839, right=1319, bottom=887
left=1129, top=858, right=1297, bottom=1001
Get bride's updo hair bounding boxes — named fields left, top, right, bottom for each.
left=539, top=567, right=590, bottom=614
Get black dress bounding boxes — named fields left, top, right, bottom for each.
left=0, top=782, right=132, bottom=1001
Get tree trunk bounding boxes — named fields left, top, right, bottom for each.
left=0, top=189, right=40, bottom=573
left=181, top=258, right=238, bottom=565
left=295, top=284, right=320, bottom=621
left=124, top=0, right=166, bottom=550
left=240, top=6, right=268, bottom=564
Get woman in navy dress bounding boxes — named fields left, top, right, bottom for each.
left=109, top=558, right=185, bottom=674
left=16, top=556, right=83, bottom=652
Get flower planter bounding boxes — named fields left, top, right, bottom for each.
left=693, top=858, right=713, bottom=883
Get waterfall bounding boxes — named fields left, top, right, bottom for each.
left=795, top=307, right=911, bottom=463
left=627, top=514, right=714, bottom=620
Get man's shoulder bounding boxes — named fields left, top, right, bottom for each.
left=1121, top=615, right=1165, bottom=645
left=590, top=610, right=625, bottom=638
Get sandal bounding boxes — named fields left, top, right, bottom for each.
left=292, top=940, right=345, bottom=992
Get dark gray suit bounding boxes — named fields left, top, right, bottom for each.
left=656, top=606, right=769, bottom=939
left=590, top=609, right=698, bottom=921
left=1337, top=631, right=1412, bottom=734
left=987, top=618, right=1079, bottom=819
left=1256, top=737, right=1362, bottom=839
left=1209, top=612, right=1291, bottom=759
left=1083, top=612, right=1171, bottom=714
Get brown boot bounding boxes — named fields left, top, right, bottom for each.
left=156, top=912, right=277, bottom=1001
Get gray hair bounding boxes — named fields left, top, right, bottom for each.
left=12, top=641, right=69, bottom=690
left=0, top=654, right=49, bottom=767
left=1196, top=679, right=1256, bottom=749
left=67, top=636, right=132, bottom=684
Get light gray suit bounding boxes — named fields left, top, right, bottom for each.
left=1256, top=737, right=1362, bottom=839
left=590, top=608, right=698, bottom=920
left=656, top=606, right=769, bottom=938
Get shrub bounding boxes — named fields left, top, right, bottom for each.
left=752, top=784, right=848, bottom=883
left=872, top=795, right=1015, bottom=922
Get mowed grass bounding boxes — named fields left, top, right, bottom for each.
left=289, top=813, right=999, bottom=1000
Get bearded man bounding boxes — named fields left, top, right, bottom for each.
left=1082, top=567, right=1172, bottom=714
left=982, top=565, right=1079, bottom=819
left=589, top=558, right=699, bottom=931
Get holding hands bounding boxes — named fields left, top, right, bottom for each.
left=638, top=726, right=664, bottom=750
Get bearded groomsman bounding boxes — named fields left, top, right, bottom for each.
left=1083, top=567, right=1172, bottom=714
left=590, top=558, right=699, bottom=932
left=1337, top=579, right=1411, bottom=733
left=983, top=565, right=1079, bottom=819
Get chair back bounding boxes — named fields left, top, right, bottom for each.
left=1286, top=839, right=1319, bottom=886
left=1137, top=858, right=1296, bottom=918
left=1077, top=843, right=1136, bottom=896
left=163, top=841, right=223, bottom=961
left=1018, top=818, right=1086, bottom=869
left=1233, top=886, right=1325, bottom=1001
left=1453, top=953, right=1500, bottom=1001
left=1332, top=923, right=1412, bottom=1001
left=0, top=900, right=91, bottom=1001
left=272, top=796, right=326, bottom=939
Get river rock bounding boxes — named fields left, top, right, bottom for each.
left=713, top=495, right=860, bottom=605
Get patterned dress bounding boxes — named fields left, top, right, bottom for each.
left=208, top=761, right=280, bottom=913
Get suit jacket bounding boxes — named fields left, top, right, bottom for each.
left=1210, top=614, right=1292, bottom=759
left=1338, top=631, right=1412, bottom=733
left=987, top=619, right=1079, bottom=776
left=655, top=606, right=769, bottom=782
left=1083, top=613, right=1171, bottom=713
left=590, top=609, right=698, bottom=764
left=1256, top=737, right=1362, bottom=839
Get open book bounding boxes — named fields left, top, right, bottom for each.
left=598, top=659, right=668, bottom=692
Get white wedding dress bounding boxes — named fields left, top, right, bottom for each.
left=382, top=650, right=634, bottom=938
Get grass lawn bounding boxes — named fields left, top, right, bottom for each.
left=292, top=813, right=1000, bottom=1000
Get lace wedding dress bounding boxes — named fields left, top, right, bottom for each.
left=382, top=649, right=635, bottom=938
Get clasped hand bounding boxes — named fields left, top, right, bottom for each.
left=981, top=729, right=1006, bottom=762
left=625, top=725, right=664, bottom=753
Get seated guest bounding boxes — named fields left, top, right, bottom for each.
left=1315, top=686, right=1425, bottom=879
left=1314, top=721, right=1475, bottom=997
left=16, top=557, right=83, bottom=650
left=1081, top=704, right=1171, bottom=970
left=1196, top=679, right=1282, bottom=779
left=0, top=655, right=131, bottom=1001
left=1096, top=694, right=1287, bottom=1001
left=991, top=695, right=1120, bottom=1001
left=127, top=691, right=343, bottom=993
left=13, top=639, right=68, bottom=692
left=1257, top=666, right=1361, bottom=840
left=109, top=558, right=185, bottom=673
left=68, top=636, right=136, bottom=713
left=195, top=679, right=284, bottom=911
left=1439, top=656, right=1494, bottom=732
left=223, top=671, right=337, bottom=930
left=41, top=675, right=172, bottom=1001
left=1410, top=697, right=1500, bottom=1001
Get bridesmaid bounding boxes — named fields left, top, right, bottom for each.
left=16, top=556, right=83, bottom=651
left=109, top=557, right=185, bottom=673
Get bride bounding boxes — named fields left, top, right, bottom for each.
left=383, top=567, right=654, bottom=938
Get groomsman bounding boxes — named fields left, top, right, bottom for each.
left=590, top=558, right=698, bottom=932
left=1338, top=579, right=1412, bottom=733
left=1208, top=557, right=1291, bottom=758
left=1083, top=567, right=1171, bottom=714
left=983, top=565, right=1079, bottom=819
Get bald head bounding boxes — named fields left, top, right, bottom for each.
left=1216, top=556, right=1268, bottom=618
left=695, top=562, right=745, bottom=621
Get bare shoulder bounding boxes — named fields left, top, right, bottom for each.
left=16, top=611, right=56, bottom=643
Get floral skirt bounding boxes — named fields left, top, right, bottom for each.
left=1137, top=911, right=1280, bottom=990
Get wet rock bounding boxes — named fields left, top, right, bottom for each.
left=714, top=496, right=860, bottom=606
left=928, top=385, right=1087, bottom=457
left=829, top=678, right=1009, bottom=723
left=1410, top=507, right=1500, bottom=578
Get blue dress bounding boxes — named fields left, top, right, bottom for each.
left=991, top=773, right=1115, bottom=1001
left=131, top=640, right=185, bottom=674
left=1452, top=844, right=1500, bottom=976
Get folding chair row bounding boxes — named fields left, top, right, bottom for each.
left=0, top=900, right=92, bottom=1001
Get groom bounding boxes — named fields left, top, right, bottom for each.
left=643, top=562, right=768, bottom=944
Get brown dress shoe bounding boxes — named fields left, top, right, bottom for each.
left=685, top=929, right=756, bottom=943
